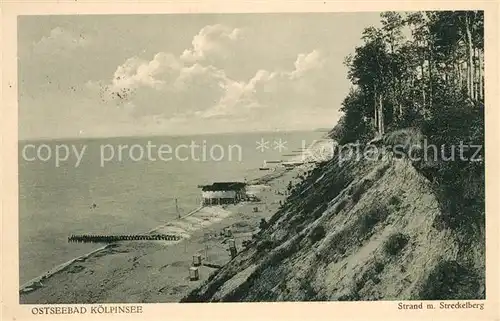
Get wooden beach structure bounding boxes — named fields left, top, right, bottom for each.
left=192, top=254, right=202, bottom=267
left=67, top=234, right=181, bottom=243
left=260, top=160, right=282, bottom=171
left=281, top=161, right=305, bottom=170
left=189, top=267, right=199, bottom=281
left=198, top=182, right=247, bottom=206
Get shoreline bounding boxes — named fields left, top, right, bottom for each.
left=18, top=167, right=298, bottom=296
left=19, top=136, right=333, bottom=303
left=20, top=203, right=212, bottom=294
left=19, top=245, right=111, bottom=293
left=20, top=205, right=207, bottom=293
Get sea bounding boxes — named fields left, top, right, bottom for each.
left=18, top=130, right=324, bottom=285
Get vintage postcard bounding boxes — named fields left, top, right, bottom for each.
left=1, top=1, right=498, bottom=320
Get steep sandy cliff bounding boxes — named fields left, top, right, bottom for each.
left=182, top=145, right=484, bottom=301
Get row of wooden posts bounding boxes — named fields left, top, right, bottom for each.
left=67, top=234, right=181, bottom=243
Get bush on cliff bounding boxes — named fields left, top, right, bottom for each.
left=383, top=233, right=409, bottom=256
left=418, top=260, right=482, bottom=300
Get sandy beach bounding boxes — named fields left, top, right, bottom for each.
left=19, top=160, right=317, bottom=303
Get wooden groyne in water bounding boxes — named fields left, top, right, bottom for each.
left=68, top=206, right=204, bottom=245
left=68, top=234, right=181, bottom=243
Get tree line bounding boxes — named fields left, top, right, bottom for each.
left=333, top=11, right=484, bottom=142
left=332, top=11, right=484, bottom=236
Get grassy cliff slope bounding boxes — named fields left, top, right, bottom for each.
left=181, top=145, right=484, bottom=302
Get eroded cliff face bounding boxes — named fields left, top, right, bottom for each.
left=182, top=148, right=484, bottom=302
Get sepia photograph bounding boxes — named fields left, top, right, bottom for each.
left=16, top=10, right=486, bottom=304
left=1, top=3, right=496, bottom=319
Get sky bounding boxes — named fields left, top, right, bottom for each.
left=18, top=13, right=383, bottom=139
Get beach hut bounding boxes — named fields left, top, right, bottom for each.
left=189, top=267, right=199, bottom=281
left=192, top=254, right=202, bottom=267
left=199, top=182, right=247, bottom=206
left=228, top=239, right=237, bottom=259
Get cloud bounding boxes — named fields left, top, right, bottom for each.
left=290, top=49, right=326, bottom=79
left=91, top=23, right=335, bottom=129
left=93, top=57, right=231, bottom=118
left=180, top=24, right=242, bottom=63
left=33, top=27, right=90, bottom=55
left=19, top=14, right=389, bottom=139
left=188, top=49, right=331, bottom=119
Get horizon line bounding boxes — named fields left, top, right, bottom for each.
left=18, top=127, right=333, bottom=142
